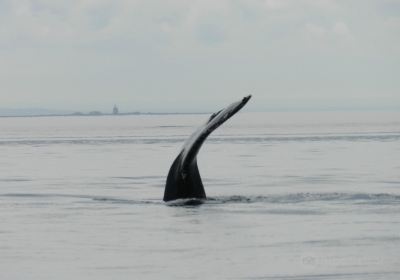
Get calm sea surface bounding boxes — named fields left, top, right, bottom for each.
left=1, top=112, right=400, bottom=279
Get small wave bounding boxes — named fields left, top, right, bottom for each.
left=0, top=193, right=162, bottom=205
left=1, top=133, right=399, bottom=146
left=207, top=192, right=400, bottom=204
left=165, top=198, right=205, bottom=207
left=2, top=192, right=399, bottom=206
left=0, top=178, right=31, bottom=182
left=91, top=197, right=161, bottom=205
left=211, top=133, right=400, bottom=144
left=0, top=138, right=184, bottom=146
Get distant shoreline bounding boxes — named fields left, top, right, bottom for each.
left=0, top=112, right=210, bottom=118
left=1, top=109, right=399, bottom=118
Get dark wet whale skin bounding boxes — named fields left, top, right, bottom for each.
left=163, top=95, right=252, bottom=202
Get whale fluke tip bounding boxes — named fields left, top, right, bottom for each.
left=243, top=95, right=252, bottom=102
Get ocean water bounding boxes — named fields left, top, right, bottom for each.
left=1, top=112, right=400, bottom=280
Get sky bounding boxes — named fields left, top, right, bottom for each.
left=0, top=0, right=399, bottom=113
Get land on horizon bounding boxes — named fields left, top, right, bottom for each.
left=1, top=106, right=399, bottom=118
left=0, top=107, right=213, bottom=117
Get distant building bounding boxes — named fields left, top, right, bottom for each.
left=113, top=105, right=119, bottom=115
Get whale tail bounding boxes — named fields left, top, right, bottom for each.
left=163, top=95, right=252, bottom=202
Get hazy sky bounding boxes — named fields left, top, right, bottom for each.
left=0, top=0, right=399, bottom=112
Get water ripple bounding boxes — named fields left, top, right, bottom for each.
left=1, top=133, right=399, bottom=146
left=208, top=192, right=400, bottom=205
left=2, top=192, right=399, bottom=206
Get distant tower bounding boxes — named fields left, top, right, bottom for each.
left=112, top=104, right=119, bottom=115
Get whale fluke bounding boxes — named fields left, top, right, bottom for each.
left=163, top=95, right=252, bottom=202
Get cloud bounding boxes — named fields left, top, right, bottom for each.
left=0, top=0, right=399, bottom=111
left=0, top=1, right=356, bottom=49
left=332, top=21, right=351, bottom=37
left=263, top=0, right=289, bottom=10
left=305, top=23, right=327, bottom=36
